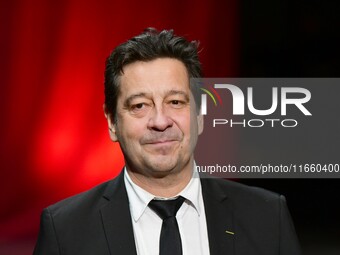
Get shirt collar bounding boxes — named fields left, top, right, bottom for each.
left=124, top=165, right=202, bottom=222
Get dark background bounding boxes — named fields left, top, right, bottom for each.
left=0, top=0, right=339, bottom=254
left=239, top=1, right=340, bottom=254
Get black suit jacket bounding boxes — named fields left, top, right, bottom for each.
left=33, top=171, right=301, bottom=255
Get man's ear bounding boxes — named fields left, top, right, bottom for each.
left=103, top=104, right=119, bottom=142
left=197, top=114, right=204, bottom=135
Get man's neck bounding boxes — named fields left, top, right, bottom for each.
left=126, top=163, right=193, bottom=198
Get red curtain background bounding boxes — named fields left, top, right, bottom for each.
left=0, top=0, right=238, bottom=253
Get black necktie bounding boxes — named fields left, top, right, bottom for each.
left=149, top=196, right=185, bottom=255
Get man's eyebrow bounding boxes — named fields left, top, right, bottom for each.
left=166, top=90, right=190, bottom=101
left=124, top=90, right=189, bottom=107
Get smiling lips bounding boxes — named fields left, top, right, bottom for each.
left=144, top=139, right=179, bottom=152
left=147, top=139, right=177, bottom=144
left=143, top=139, right=179, bottom=155
left=141, top=135, right=181, bottom=154
left=140, top=130, right=182, bottom=146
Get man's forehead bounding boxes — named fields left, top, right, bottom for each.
left=120, top=88, right=191, bottom=103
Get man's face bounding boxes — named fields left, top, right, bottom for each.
left=106, top=58, right=203, bottom=177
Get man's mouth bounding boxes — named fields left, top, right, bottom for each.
left=146, top=139, right=177, bottom=144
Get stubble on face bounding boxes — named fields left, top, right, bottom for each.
left=110, top=58, right=202, bottom=195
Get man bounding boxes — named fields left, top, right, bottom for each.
left=34, top=28, right=301, bottom=255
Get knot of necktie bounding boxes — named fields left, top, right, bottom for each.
left=149, top=196, right=185, bottom=219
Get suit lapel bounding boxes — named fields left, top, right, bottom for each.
left=201, top=178, right=235, bottom=255
left=99, top=172, right=235, bottom=255
left=100, top=171, right=137, bottom=255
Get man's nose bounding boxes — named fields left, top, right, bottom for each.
left=147, top=105, right=173, bottom=131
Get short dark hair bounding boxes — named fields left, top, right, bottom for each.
left=104, top=28, right=202, bottom=120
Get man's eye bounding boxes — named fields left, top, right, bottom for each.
left=134, top=103, right=144, bottom=109
left=130, top=103, right=149, bottom=113
left=170, top=100, right=186, bottom=108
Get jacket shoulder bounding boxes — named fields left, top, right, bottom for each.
left=218, top=178, right=280, bottom=201
left=202, top=177, right=283, bottom=207
left=47, top=175, right=121, bottom=217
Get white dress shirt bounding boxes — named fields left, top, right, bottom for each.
left=124, top=168, right=210, bottom=255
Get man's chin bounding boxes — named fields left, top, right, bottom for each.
left=150, top=163, right=177, bottom=174
left=146, top=156, right=192, bottom=177
left=146, top=159, right=179, bottom=176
